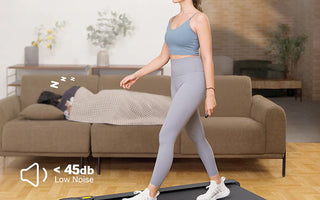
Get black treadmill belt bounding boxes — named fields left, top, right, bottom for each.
left=60, top=179, right=266, bottom=200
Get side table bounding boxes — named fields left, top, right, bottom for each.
left=250, top=77, right=302, bottom=102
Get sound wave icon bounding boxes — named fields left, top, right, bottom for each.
left=20, top=163, right=47, bottom=187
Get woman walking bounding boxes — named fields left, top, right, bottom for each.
left=120, top=1, right=230, bottom=199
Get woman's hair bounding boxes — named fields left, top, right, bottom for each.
left=193, top=0, right=203, bottom=12
left=37, top=91, right=62, bottom=106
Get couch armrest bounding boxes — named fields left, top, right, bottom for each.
left=250, top=95, right=286, bottom=154
left=0, top=95, right=21, bottom=151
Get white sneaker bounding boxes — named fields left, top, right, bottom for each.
left=196, top=176, right=230, bottom=200
left=122, top=188, right=160, bottom=200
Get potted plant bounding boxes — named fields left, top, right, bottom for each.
left=26, top=20, right=66, bottom=66
left=86, top=10, right=134, bottom=66
left=266, top=23, right=308, bottom=79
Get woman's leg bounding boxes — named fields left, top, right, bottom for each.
left=184, top=108, right=221, bottom=183
left=149, top=80, right=205, bottom=190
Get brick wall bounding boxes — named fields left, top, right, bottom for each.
left=202, top=0, right=320, bottom=100
left=311, top=1, right=320, bottom=100
left=291, top=0, right=314, bottom=99
left=291, top=0, right=320, bottom=100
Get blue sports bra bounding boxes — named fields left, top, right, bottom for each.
left=165, top=12, right=200, bottom=56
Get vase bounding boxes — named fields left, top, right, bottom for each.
left=285, top=63, right=295, bottom=80
left=97, top=48, right=109, bottom=66
left=24, top=46, right=39, bottom=66
left=286, top=71, right=292, bottom=80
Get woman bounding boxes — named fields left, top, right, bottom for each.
left=119, top=1, right=230, bottom=200
left=37, top=86, right=80, bottom=119
left=37, top=86, right=171, bottom=124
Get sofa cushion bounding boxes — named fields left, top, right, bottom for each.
left=19, top=103, right=64, bottom=120
left=2, top=117, right=90, bottom=153
left=91, top=123, right=180, bottom=154
left=180, top=117, right=265, bottom=155
left=98, top=75, right=171, bottom=96
left=199, top=75, right=252, bottom=117
left=20, top=75, right=99, bottom=110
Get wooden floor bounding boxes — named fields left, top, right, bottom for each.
left=0, top=143, right=319, bottom=200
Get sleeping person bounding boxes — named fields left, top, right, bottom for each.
left=37, top=86, right=80, bottom=120
left=36, top=85, right=171, bottom=125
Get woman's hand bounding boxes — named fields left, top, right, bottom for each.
left=65, top=101, right=72, bottom=114
left=205, top=90, right=217, bottom=117
left=120, top=73, right=140, bottom=90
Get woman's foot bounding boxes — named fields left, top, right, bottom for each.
left=122, top=188, right=160, bottom=200
left=196, top=176, right=230, bottom=200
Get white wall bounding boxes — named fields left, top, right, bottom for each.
left=0, top=0, right=179, bottom=99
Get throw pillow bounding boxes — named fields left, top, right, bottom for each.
left=19, top=103, right=64, bottom=120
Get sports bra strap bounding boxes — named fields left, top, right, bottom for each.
left=188, top=12, right=200, bottom=20
left=170, top=12, right=200, bottom=24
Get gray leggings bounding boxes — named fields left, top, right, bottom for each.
left=150, top=56, right=219, bottom=187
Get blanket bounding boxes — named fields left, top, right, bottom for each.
left=68, top=87, right=171, bottom=125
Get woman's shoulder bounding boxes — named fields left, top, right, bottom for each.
left=193, top=12, right=209, bottom=23
left=67, top=85, right=81, bottom=92
left=62, top=85, right=81, bottom=97
left=70, top=85, right=81, bottom=89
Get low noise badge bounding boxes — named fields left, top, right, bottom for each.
left=20, top=163, right=47, bottom=187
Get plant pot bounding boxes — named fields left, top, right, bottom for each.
left=24, top=46, right=39, bottom=66
left=286, top=71, right=294, bottom=80
left=97, top=48, right=109, bottom=66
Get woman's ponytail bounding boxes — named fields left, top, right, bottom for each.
left=193, top=0, right=203, bottom=12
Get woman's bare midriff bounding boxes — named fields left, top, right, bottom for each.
left=170, top=55, right=198, bottom=60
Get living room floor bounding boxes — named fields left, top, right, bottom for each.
left=0, top=97, right=319, bottom=200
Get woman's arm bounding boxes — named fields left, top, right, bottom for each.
left=120, top=17, right=174, bottom=89
left=133, top=42, right=170, bottom=78
left=133, top=17, right=175, bottom=78
left=120, top=41, right=170, bottom=89
left=194, top=13, right=216, bottom=116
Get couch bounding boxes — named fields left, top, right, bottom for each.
left=0, top=74, right=287, bottom=176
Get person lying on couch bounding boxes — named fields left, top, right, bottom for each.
left=37, top=86, right=80, bottom=120
left=36, top=85, right=171, bottom=125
